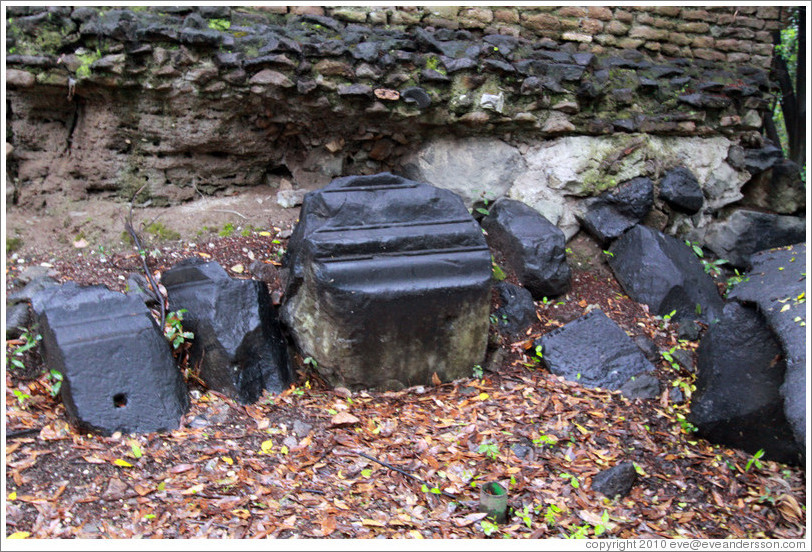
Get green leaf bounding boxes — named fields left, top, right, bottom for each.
left=131, top=442, right=143, bottom=459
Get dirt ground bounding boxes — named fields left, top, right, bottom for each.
left=6, top=185, right=303, bottom=261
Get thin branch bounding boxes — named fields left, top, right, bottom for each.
left=344, top=448, right=459, bottom=500
left=125, top=184, right=166, bottom=329
left=212, top=209, right=248, bottom=220
left=6, top=428, right=40, bottom=439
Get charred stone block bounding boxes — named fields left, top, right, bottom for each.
left=281, top=172, right=492, bottom=390
left=690, top=302, right=801, bottom=465
left=162, top=259, right=292, bottom=404
left=608, top=224, right=724, bottom=324
left=577, top=177, right=653, bottom=244
left=591, top=462, right=637, bottom=499
left=659, top=166, right=704, bottom=214
left=728, top=243, right=806, bottom=454
left=535, top=309, right=654, bottom=390
left=31, top=283, right=189, bottom=435
left=482, top=198, right=571, bottom=299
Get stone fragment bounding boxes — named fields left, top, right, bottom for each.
left=620, top=373, right=661, bottom=400
left=608, top=225, right=724, bottom=324
left=536, top=309, right=654, bottom=390
left=277, top=189, right=306, bottom=209
left=31, top=283, right=189, bottom=435
left=728, top=243, right=806, bottom=453
left=162, top=259, right=292, bottom=404
left=577, top=177, right=653, bottom=244
left=633, top=335, right=659, bottom=363
left=703, top=210, right=806, bottom=269
left=6, top=303, right=31, bottom=339
left=482, top=198, right=571, bottom=299
left=690, top=302, right=801, bottom=465
left=492, top=282, right=537, bottom=337
left=249, top=68, right=294, bottom=88
left=659, top=166, right=704, bottom=214
left=281, top=173, right=492, bottom=390
left=591, top=463, right=637, bottom=499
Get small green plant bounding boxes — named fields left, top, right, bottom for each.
left=566, top=524, right=590, bottom=539
left=420, top=483, right=442, bottom=495
left=475, top=196, right=491, bottom=216
left=685, top=240, right=727, bottom=277
left=472, top=364, right=484, bottom=379
left=480, top=519, right=499, bottom=536
left=543, top=504, right=562, bottom=526
left=6, top=237, right=23, bottom=253
left=559, top=472, right=580, bottom=488
left=218, top=223, right=235, bottom=237
left=208, top=18, right=231, bottom=31
left=745, top=449, right=765, bottom=472
left=12, top=389, right=32, bottom=407
left=491, top=257, right=507, bottom=281
left=478, top=441, right=500, bottom=460
left=303, top=356, right=318, bottom=369
left=533, top=434, right=558, bottom=447
left=661, top=347, right=680, bottom=370
left=146, top=222, right=181, bottom=241
left=675, top=412, right=697, bottom=434
left=7, top=330, right=41, bottom=371
left=46, top=369, right=63, bottom=397
left=592, top=510, right=612, bottom=536
left=602, top=250, right=614, bottom=258
left=725, top=269, right=749, bottom=295
left=164, top=309, right=194, bottom=349
left=517, top=505, right=534, bottom=529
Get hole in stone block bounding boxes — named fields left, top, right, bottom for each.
left=113, top=393, right=128, bottom=408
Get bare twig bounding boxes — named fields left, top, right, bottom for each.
left=344, top=448, right=459, bottom=500
left=6, top=428, right=40, bottom=439
left=212, top=209, right=248, bottom=220
left=124, top=184, right=166, bottom=328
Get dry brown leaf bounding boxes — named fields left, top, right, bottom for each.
left=453, top=512, right=488, bottom=527
left=39, top=420, right=71, bottom=440
left=321, top=515, right=337, bottom=536
left=431, top=372, right=442, bottom=386
left=776, top=494, right=803, bottom=524
left=330, top=412, right=360, bottom=427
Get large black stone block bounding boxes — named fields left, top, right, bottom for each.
left=535, top=309, right=654, bottom=390
left=689, top=302, right=801, bottom=465
left=162, top=258, right=292, bottom=404
left=728, top=243, right=806, bottom=453
left=482, top=198, right=571, bottom=299
left=282, top=172, right=492, bottom=390
left=608, top=225, right=724, bottom=324
left=31, top=283, right=189, bottom=435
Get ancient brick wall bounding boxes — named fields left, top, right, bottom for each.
left=315, top=5, right=785, bottom=69
left=5, top=5, right=791, bottom=207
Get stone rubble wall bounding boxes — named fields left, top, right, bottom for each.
left=5, top=5, right=788, bottom=212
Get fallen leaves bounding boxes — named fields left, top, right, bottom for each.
left=329, top=411, right=360, bottom=427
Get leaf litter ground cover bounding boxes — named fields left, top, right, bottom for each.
left=4, top=229, right=808, bottom=540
